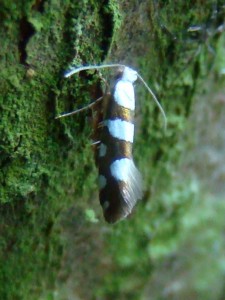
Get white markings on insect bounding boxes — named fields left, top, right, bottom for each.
left=102, top=200, right=110, bottom=211
left=99, top=175, right=107, bottom=190
left=114, top=80, right=135, bottom=110
left=110, top=158, right=134, bottom=182
left=121, top=67, right=138, bottom=82
left=110, top=158, right=143, bottom=209
left=99, top=143, right=107, bottom=157
left=105, top=119, right=134, bottom=143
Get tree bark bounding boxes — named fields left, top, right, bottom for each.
left=0, top=1, right=224, bottom=299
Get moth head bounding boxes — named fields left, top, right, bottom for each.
left=122, top=67, right=138, bottom=83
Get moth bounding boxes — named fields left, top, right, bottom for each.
left=56, top=64, right=166, bottom=223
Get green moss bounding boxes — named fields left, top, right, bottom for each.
left=1, top=0, right=225, bottom=299
left=0, top=0, right=108, bottom=298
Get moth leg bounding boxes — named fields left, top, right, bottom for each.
left=96, top=70, right=110, bottom=94
left=91, top=140, right=100, bottom=145
left=55, top=96, right=103, bottom=119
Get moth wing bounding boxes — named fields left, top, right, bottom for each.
left=119, top=159, right=143, bottom=214
left=102, top=159, right=142, bottom=223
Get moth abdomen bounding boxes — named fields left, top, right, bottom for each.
left=99, top=157, right=142, bottom=223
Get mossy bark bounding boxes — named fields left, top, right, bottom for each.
left=0, top=0, right=225, bottom=299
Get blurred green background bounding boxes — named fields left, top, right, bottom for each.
left=0, top=0, right=225, bottom=299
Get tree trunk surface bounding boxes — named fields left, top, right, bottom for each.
left=0, top=1, right=225, bottom=299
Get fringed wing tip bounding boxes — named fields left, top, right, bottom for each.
left=103, top=159, right=143, bottom=224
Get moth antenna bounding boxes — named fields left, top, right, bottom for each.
left=63, top=64, right=167, bottom=130
left=64, top=64, right=126, bottom=78
left=137, top=73, right=167, bottom=131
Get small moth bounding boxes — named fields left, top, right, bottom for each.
left=57, top=64, right=166, bottom=223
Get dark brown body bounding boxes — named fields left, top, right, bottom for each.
left=93, top=90, right=141, bottom=223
